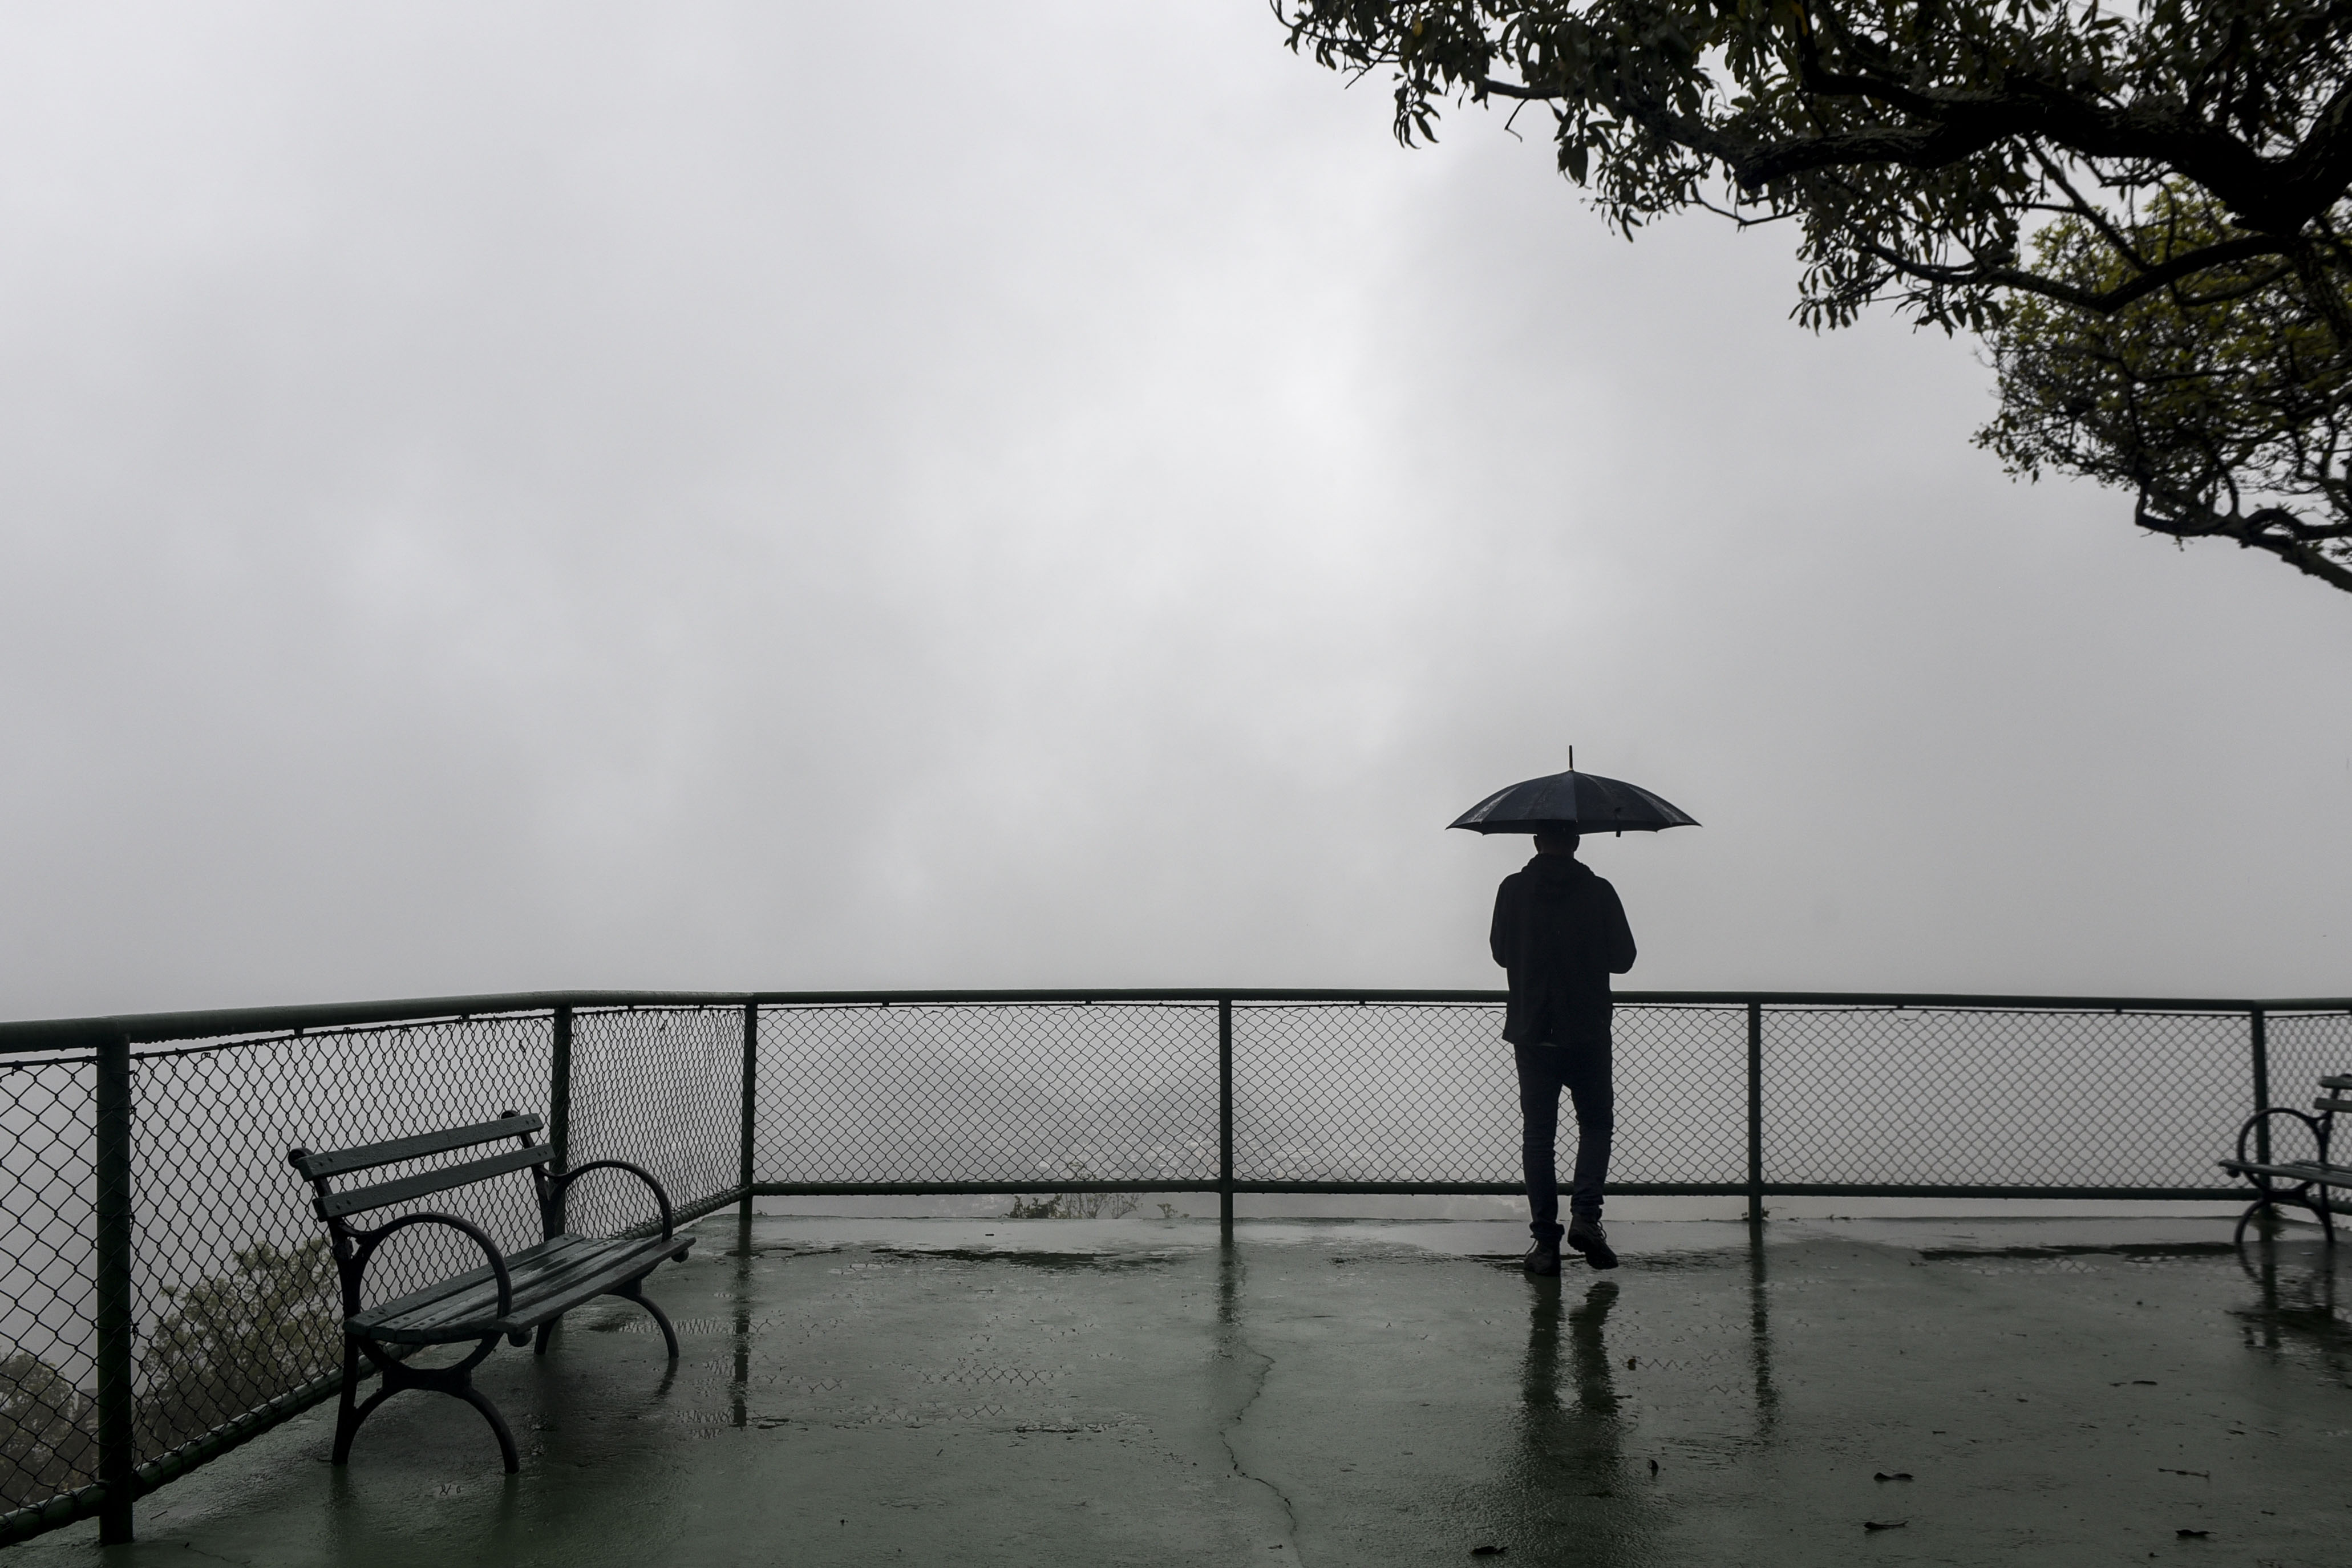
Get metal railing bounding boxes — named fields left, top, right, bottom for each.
left=1, top=985, right=2345, bottom=1545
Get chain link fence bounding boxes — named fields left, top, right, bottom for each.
left=565, top=1006, right=745, bottom=1233
left=746, top=997, right=2332, bottom=1196
left=755, top=1003, right=1218, bottom=1188
left=0, top=988, right=2343, bottom=1543
left=1758, top=1006, right=2268, bottom=1190
left=1227, top=1002, right=1750, bottom=1187
left=0, top=996, right=743, bottom=1544
left=0, top=1050, right=98, bottom=1518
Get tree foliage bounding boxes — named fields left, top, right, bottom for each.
left=140, top=1237, right=339, bottom=1453
left=1980, top=186, right=2352, bottom=587
left=1279, top=0, right=2352, bottom=590
left=0, top=1352, right=96, bottom=1506
left=0, top=1240, right=339, bottom=1512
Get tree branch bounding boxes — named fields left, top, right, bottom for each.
left=1476, top=76, right=1555, bottom=103
left=1860, top=233, right=2289, bottom=313
left=2136, top=494, right=2352, bottom=589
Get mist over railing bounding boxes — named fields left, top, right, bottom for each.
left=2, top=985, right=2345, bottom=1545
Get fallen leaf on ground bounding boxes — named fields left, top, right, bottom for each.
left=1863, top=1520, right=1907, bottom=1532
left=1470, top=1546, right=1507, bottom=1557
left=1873, top=1472, right=1913, bottom=1482
left=2176, top=1529, right=2209, bottom=1539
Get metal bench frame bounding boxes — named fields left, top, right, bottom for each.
left=2220, top=1074, right=2352, bottom=1245
left=288, top=1111, right=692, bottom=1473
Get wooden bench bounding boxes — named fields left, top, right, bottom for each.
left=288, top=1110, right=693, bottom=1472
left=2219, top=1074, right=2352, bottom=1243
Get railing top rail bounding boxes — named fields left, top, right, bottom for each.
left=745, top=987, right=2352, bottom=1013
left=1626, top=991, right=2352, bottom=1013
left=0, top=990, right=740, bottom=1055
left=3, top=986, right=2346, bottom=1056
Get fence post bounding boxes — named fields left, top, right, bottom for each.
left=1218, top=1000, right=1234, bottom=1233
left=739, top=1000, right=759, bottom=1226
left=2251, top=1006, right=2271, bottom=1165
left=548, top=1005, right=574, bottom=1169
left=548, top=1006, right=574, bottom=1234
left=1746, top=1002, right=1764, bottom=1226
left=94, top=1030, right=135, bottom=1544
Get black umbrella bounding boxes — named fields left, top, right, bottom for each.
left=1448, top=764, right=1699, bottom=837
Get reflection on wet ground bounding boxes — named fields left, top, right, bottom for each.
left=22, top=1215, right=2352, bottom=1567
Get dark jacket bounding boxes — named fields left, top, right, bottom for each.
left=1489, top=853, right=1636, bottom=1047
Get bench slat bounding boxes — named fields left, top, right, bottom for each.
left=2320, top=1075, right=2352, bottom=1091
left=295, top=1113, right=543, bottom=1180
left=350, top=1234, right=602, bottom=1326
left=317, top=1144, right=552, bottom=1219
left=2219, top=1158, right=2352, bottom=1185
left=388, top=1241, right=622, bottom=1334
left=2314, top=1097, right=2352, bottom=1113
left=349, top=1233, right=691, bottom=1344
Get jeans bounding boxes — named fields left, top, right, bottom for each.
left=1515, top=1038, right=1614, bottom=1241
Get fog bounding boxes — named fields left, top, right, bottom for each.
left=2, top=2, right=2346, bottom=1021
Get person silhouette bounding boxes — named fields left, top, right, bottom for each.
left=1489, top=829, right=1636, bottom=1273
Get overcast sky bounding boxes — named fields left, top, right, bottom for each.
left=1, top=2, right=2346, bottom=1021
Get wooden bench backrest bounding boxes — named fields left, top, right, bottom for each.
left=293, top=1111, right=550, bottom=1221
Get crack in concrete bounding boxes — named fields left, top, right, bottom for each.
left=1219, top=1332, right=1304, bottom=1557
left=1215, top=1251, right=1305, bottom=1562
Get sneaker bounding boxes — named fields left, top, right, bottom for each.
left=1566, top=1215, right=1618, bottom=1270
left=1523, top=1239, right=1561, bottom=1276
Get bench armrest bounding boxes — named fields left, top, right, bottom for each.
left=549, top=1159, right=675, bottom=1241
left=2235, top=1106, right=2329, bottom=1174
left=355, top=1211, right=513, bottom=1320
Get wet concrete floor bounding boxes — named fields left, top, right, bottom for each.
left=20, top=1214, right=2352, bottom=1566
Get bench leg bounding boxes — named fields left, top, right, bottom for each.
left=455, top=1381, right=522, bottom=1474
left=330, top=1339, right=365, bottom=1465
left=337, top=1380, right=403, bottom=1465
left=604, top=1277, right=681, bottom=1360
left=535, top=1317, right=559, bottom=1356
left=337, top=1335, right=518, bottom=1473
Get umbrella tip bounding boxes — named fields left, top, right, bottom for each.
left=1568, top=744, right=1573, bottom=772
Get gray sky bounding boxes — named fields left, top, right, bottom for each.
left=2, top=2, right=2346, bottom=1020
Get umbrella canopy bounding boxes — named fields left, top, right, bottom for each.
left=1448, top=768, right=1699, bottom=836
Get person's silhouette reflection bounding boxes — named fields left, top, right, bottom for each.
left=1526, top=1279, right=1622, bottom=1453
left=1493, top=1278, right=1647, bottom=1563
